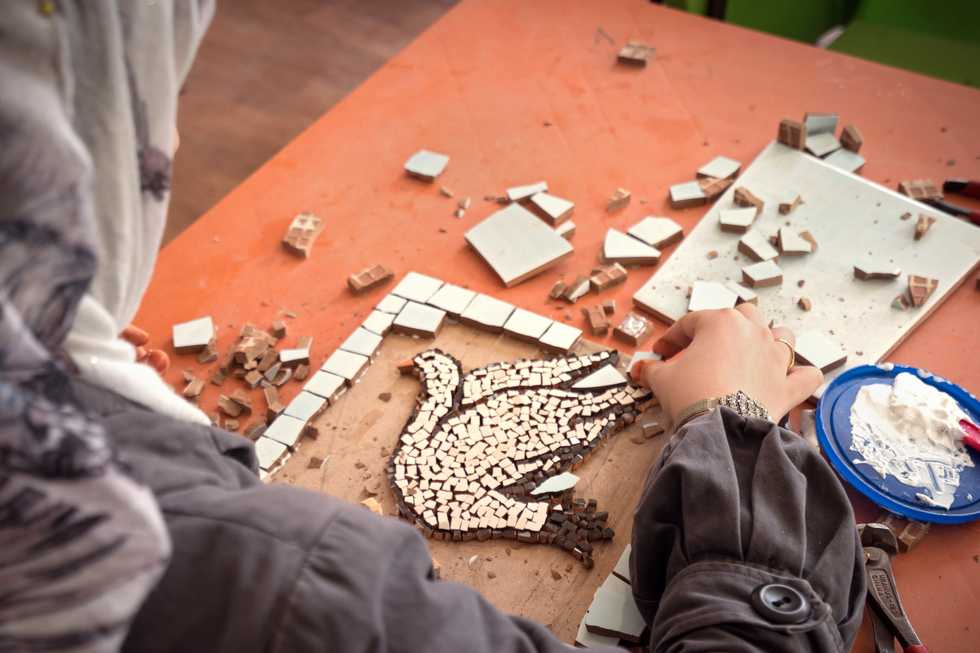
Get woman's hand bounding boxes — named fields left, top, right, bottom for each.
left=631, top=304, right=823, bottom=423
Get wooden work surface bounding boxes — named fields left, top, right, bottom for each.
left=137, top=0, right=980, bottom=650
left=278, top=324, right=666, bottom=644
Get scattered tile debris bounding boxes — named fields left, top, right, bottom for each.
left=778, top=195, right=802, bottom=215
left=798, top=298, right=812, bottom=311
left=281, top=212, right=325, bottom=259
left=733, top=187, right=764, bottom=216
left=718, top=207, right=757, bottom=234
left=506, top=181, right=548, bottom=203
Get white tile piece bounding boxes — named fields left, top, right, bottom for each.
left=361, top=310, right=395, bottom=336
left=805, top=132, right=841, bottom=158
left=778, top=228, right=814, bottom=255
left=464, top=202, right=574, bottom=288
left=566, top=280, right=590, bottom=302
left=321, top=349, right=370, bottom=385
left=254, top=436, right=288, bottom=471
left=502, top=308, right=553, bottom=341
left=824, top=147, right=866, bottom=173
left=575, top=615, right=619, bottom=649
left=392, top=301, right=446, bottom=337
left=375, top=294, right=408, bottom=314
left=688, top=282, right=739, bottom=312
left=603, top=229, right=661, bottom=266
left=304, top=369, right=346, bottom=402
left=391, top=272, right=444, bottom=303
left=795, top=330, right=847, bottom=373
left=529, top=192, right=575, bottom=225
left=263, top=415, right=307, bottom=449
left=724, top=280, right=758, bottom=305
left=459, top=294, right=515, bottom=331
left=738, top=232, right=779, bottom=262
left=600, top=573, right=633, bottom=598
left=426, top=284, right=477, bottom=317
left=630, top=351, right=663, bottom=365
left=612, top=544, right=632, bottom=584
left=404, top=149, right=449, bottom=181
left=571, top=364, right=628, bottom=391
left=172, top=316, right=213, bottom=351
left=283, top=391, right=327, bottom=422
left=698, top=155, right=741, bottom=180
left=628, top=217, right=684, bottom=249
left=584, top=586, right=645, bottom=643
left=669, top=181, right=705, bottom=203
left=556, top=220, right=576, bottom=239
left=804, top=112, right=839, bottom=136
left=854, top=261, right=901, bottom=279
left=506, top=181, right=548, bottom=202
left=719, top=207, right=757, bottom=233
left=279, top=348, right=310, bottom=366
left=339, top=327, right=384, bottom=359
left=530, top=472, right=580, bottom=496
left=538, top=322, right=582, bottom=354
left=742, top=260, right=783, bottom=286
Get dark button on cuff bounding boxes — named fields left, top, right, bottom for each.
left=750, top=583, right=811, bottom=624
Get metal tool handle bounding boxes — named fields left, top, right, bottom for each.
left=865, top=548, right=923, bottom=649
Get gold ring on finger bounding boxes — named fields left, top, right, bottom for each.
left=775, top=338, right=795, bottom=373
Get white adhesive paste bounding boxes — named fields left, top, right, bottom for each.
left=850, top=372, right=975, bottom=509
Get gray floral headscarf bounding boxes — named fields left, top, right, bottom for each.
left=1, top=1, right=213, bottom=650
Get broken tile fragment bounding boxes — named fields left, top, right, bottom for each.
left=737, top=232, right=779, bottom=262
left=571, top=365, right=628, bottom=391
left=698, top=176, right=732, bottom=201
left=603, top=229, right=660, bottom=266
left=617, top=40, right=656, bottom=66
left=697, top=156, right=740, bottom=181
left=561, top=275, right=591, bottom=303
left=777, top=228, right=816, bottom=255
left=582, top=305, right=609, bottom=336
left=669, top=181, right=705, bottom=209
left=531, top=472, right=580, bottom=496
left=172, top=316, right=214, bottom=355
left=742, top=260, right=783, bottom=288
left=555, top=220, right=576, bottom=239
left=584, top=585, right=646, bottom=643
left=254, top=437, right=288, bottom=472
left=375, top=294, right=408, bottom=314
left=718, top=207, right=757, bottom=234
left=914, top=214, right=937, bottom=241
left=392, top=301, right=447, bottom=339
left=218, top=395, right=243, bottom=418
left=854, top=262, right=901, bottom=280
left=892, top=293, right=910, bottom=311
left=529, top=192, right=575, bottom=225
left=908, top=275, right=938, bottom=307
left=798, top=298, right=812, bottom=311
left=590, top=263, right=627, bottom=294
left=506, top=181, right=548, bottom=202
left=229, top=389, right=252, bottom=414
left=840, top=125, right=863, bottom=153
left=404, top=149, right=449, bottom=182
left=724, top=280, right=758, bottom=306
left=627, top=217, right=683, bottom=249
left=304, top=369, right=347, bottom=403
left=898, top=179, right=942, bottom=201
left=688, top=282, right=739, bottom=312
left=183, top=377, right=205, bottom=398
left=281, top=212, right=325, bottom=259
left=795, top=331, right=847, bottom=373
left=613, top=311, right=655, bottom=347
left=643, top=422, right=665, bottom=438
left=805, top=131, right=841, bottom=158
left=824, top=148, right=866, bottom=174
left=348, top=263, right=395, bottom=296
left=733, top=187, right=764, bottom=216
left=777, top=118, right=807, bottom=149
left=778, top=195, right=802, bottom=215
left=602, top=300, right=615, bottom=314
left=465, top=203, right=574, bottom=287
left=271, top=320, right=287, bottom=339
left=537, top=322, right=582, bottom=355
left=459, top=294, right=515, bottom=333
left=283, top=391, right=327, bottom=422
left=606, top=188, right=631, bottom=212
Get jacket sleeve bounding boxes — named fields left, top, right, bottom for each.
left=630, top=407, right=866, bottom=653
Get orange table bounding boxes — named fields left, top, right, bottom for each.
left=138, top=0, right=980, bottom=649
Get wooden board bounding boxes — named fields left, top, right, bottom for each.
left=273, top=321, right=667, bottom=645
left=632, top=142, right=980, bottom=398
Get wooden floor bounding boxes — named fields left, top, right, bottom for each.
left=164, top=0, right=459, bottom=247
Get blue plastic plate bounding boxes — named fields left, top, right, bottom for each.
left=816, top=363, right=980, bottom=524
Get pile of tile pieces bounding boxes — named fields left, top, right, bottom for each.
left=776, top=112, right=866, bottom=174
left=575, top=544, right=648, bottom=647
left=388, top=349, right=656, bottom=567
left=247, top=271, right=607, bottom=478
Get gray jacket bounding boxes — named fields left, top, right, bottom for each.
left=72, top=381, right=864, bottom=653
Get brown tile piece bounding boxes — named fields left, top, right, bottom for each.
left=698, top=176, right=732, bottom=201
left=908, top=275, right=938, bottom=307
left=183, top=377, right=205, bottom=398
left=256, top=349, right=279, bottom=373
left=229, top=389, right=253, bottom=414
left=243, top=421, right=266, bottom=441
left=264, top=386, right=285, bottom=422
left=294, top=363, right=311, bottom=381
left=733, top=187, right=764, bottom=216
left=271, top=320, right=287, bottom=339
left=244, top=370, right=263, bottom=390
left=606, top=188, right=631, bottom=212
left=777, top=119, right=807, bottom=149
left=197, top=337, right=218, bottom=364
left=218, top=395, right=243, bottom=418
left=778, top=195, right=802, bottom=215
left=589, top=263, right=627, bottom=294
left=798, top=298, right=812, bottom=311
left=348, top=263, right=395, bottom=296
left=897, top=179, right=942, bottom=201
left=799, top=231, right=818, bottom=252
left=560, top=275, right=590, bottom=303
left=224, top=419, right=239, bottom=432
left=549, top=281, right=568, bottom=299
left=840, top=125, right=863, bottom=154
left=613, top=311, right=655, bottom=347
left=914, top=214, right=937, bottom=240
left=617, top=41, right=655, bottom=66
left=281, top=212, right=325, bottom=259
left=602, top=300, right=616, bottom=314
left=210, top=371, right=226, bottom=387
left=550, top=569, right=563, bottom=580
left=583, top=305, right=609, bottom=336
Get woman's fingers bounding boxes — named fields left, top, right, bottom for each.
left=784, top=365, right=824, bottom=407
left=734, top=302, right=769, bottom=328
left=770, top=326, right=797, bottom=373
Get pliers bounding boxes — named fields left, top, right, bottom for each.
left=927, top=179, right=980, bottom=225
left=859, top=524, right=930, bottom=653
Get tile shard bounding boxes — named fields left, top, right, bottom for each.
left=908, top=275, right=938, bottom=307
left=348, top=264, right=395, bottom=296
left=738, top=232, right=779, bottom=262
left=530, top=472, right=580, bottom=496
left=777, top=119, right=807, bottom=149
left=613, top=311, right=655, bottom=347
left=795, top=330, right=847, bottom=373
left=733, top=187, right=764, bottom=216
left=697, top=156, right=741, bottom=181
left=528, top=192, right=575, bottom=226
left=914, top=214, right=937, bottom=241
left=603, top=229, right=660, bottom=266
left=688, top=282, right=739, bottom=312
left=321, top=349, right=371, bottom=386
left=840, top=125, right=863, bottom=153
left=426, top=284, right=477, bottom=318
left=627, top=217, right=684, bottom=249
left=404, top=149, right=449, bottom=182
left=897, top=179, right=942, bottom=201
left=724, top=280, right=758, bottom=306
left=718, top=207, right=757, bottom=234
left=502, top=309, right=553, bottom=343
left=571, top=365, right=628, bottom=391
left=506, top=181, right=548, bottom=202
left=777, top=228, right=816, bottom=255
left=281, top=212, right=325, bottom=259
left=742, top=260, right=783, bottom=288
left=590, top=263, right=628, bottom=294
left=617, top=40, right=656, bottom=66
left=465, top=203, right=574, bottom=287
left=172, top=316, right=214, bottom=355
left=606, top=188, right=631, bottom=212
left=854, top=261, right=901, bottom=280
left=584, top=585, right=646, bottom=643
left=669, top=181, right=706, bottom=209
left=824, top=148, right=866, bottom=174
left=698, top=175, right=733, bottom=200
left=778, top=195, right=803, bottom=215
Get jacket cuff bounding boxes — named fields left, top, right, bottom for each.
left=641, top=561, right=845, bottom=652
